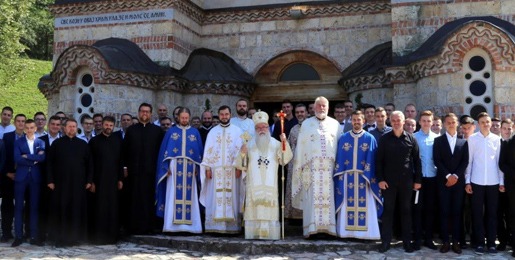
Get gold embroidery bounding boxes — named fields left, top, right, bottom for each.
left=343, top=142, right=352, bottom=151
left=188, top=134, right=197, bottom=142
left=172, top=148, right=178, bottom=154
left=360, top=143, right=369, bottom=152
left=171, top=133, right=180, bottom=140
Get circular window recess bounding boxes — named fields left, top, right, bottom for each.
left=81, top=74, right=93, bottom=87
left=469, top=56, right=486, bottom=72
left=78, top=88, right=83, bottom=94
left=484, top=96, right=491, bottom=103
left=465, top=97, right=473, bottom=104
left=465, top=73, right=472, bottom=80
left=90, top=87, right=95, bottom=93
left=81, top=94, right=93, bottom=107
left=77, top=128, right=82, bottom=135
left=77, top=108, right=82, bottom=113
left=89, top=107, right=95, bottom=113
left=470, top=104, right=487, bottom=120
left=483, top=72, right=490, bottom=79
left=469, top=80, right=487, bottom=96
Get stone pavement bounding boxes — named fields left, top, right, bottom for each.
left=0, top=233, right=512, bottom=259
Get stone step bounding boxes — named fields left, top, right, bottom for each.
left=126, top=225, right=380, bottom=255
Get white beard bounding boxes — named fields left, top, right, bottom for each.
left=255, top=132, right=271, bottom=154
left=315, top=111, right=327, bottom=120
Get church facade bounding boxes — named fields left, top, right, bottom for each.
left=39, top=0, right=515, bottom=121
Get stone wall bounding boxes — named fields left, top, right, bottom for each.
left=391, top=0, right=515, bottom=56
left=201, top=11, right=392, bottom=75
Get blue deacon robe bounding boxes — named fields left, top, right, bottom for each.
left=334, top=131, right=383, bottom=237
left=156, top=125, right=203, bottom=229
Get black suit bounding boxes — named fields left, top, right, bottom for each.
left=0, top=131, right=21, bottom=239
left=500, top=137, right=515, bottom=247
left=433, top=134, right=469, bottom=244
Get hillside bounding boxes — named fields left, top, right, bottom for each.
left=0, top=59, right=52, bottom=118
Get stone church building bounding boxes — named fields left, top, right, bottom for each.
left=39, top=0, right=515, bottom=122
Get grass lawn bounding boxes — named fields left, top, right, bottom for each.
left=0, top=58, right=52, bottom=119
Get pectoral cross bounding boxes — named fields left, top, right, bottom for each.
left=240, top=131, right=252, bottom=168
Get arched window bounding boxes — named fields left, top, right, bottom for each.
left=463, top=48, right=493, bottom=120
left=279, top=63, right=320, bottom=81
left=75, top=67, right=95, bottom=134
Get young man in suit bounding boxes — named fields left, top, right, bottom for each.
left=0, top=114, right=26, bottom=242
left=433, top=113, right=469, bottom=254
left=12, top=119, right=46, bottom=247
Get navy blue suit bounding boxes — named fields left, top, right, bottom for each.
left=0, top=139, right=5, bottom=176
left=433, top=134, right=469, bottom=244
left=1, top=131, right=22, bottom=239
left=13, top=136, right=45, bottom=239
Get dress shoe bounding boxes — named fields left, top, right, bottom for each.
left=30, top=238, right=43, bottom=246
left=410, top=242, right=421, bottom=251
left=496, top=243, right=506, bottom=251
left=424, top=241, right=437, bottom=250
left=11, top=238, right=22, bottom=247
left=459, top=241, right=467, bottom=249
left=0, top=234, right=13, bottom=242
left=451, top=243, right=462, bottom=254
left=439, top=242, right=450, bottom=253
left=404, top=245, right=414, bottom=253
left=378, top=243, right=390, bottom=253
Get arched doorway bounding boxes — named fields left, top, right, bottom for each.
left=252, top=50, right=346, bottom=114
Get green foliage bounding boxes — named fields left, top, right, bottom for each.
left=21, top=0, right=54, bottom=60
left=0, top=0, right=34, bottom=59
left=0, top=58, right=51, bottom=118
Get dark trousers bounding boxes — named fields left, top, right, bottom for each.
left=14, top=176, right=40, bottom=239
left=439, top=181, right=465, bottom=243
left=381, top=181, right=413, bottom=245
left=413, top=177, right=437, bottom=244
left=497, top=191, right=511, bottom=246
left=1, top=177, right=14, bottom=238
left=471, top=183, right=499, bottom=248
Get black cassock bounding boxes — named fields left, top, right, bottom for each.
left=47, top=136, right=93, bottom=246
left=89, top=133, right=123, bottom=244
left=122, top=122, right=163, bottom=234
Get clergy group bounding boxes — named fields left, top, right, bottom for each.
left=1, top=95, right=514, bottom=257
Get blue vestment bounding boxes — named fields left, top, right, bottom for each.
left=156, top=125, right=203, bottom=225
left=334, top=131, right=383, bottom=231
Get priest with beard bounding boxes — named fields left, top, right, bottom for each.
left=292, top=96, right=340, bottom=238
left=200, top=105, right=244, bottom=234
left=47, top=119, right=93, bottom=247
left=237, top=111, right=292, bottom=239
left=156, top=107, right=203, bottom=233
left=334, top=110, right=382, bottom=239
left=88, top=116, right=124, bottom=244
left=122, top=103, right=164, bottom=235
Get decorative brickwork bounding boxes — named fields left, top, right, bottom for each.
left=408, top=22, right=515, bottom=81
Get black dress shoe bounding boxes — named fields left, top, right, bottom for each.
left=440, top=242, right=450, bottom=253
left=452, top=243, right=462, bottom=254
left=404, top=245, right=414, bottom=253
left=424, top=241, right=438, bottom=250
left=496, top=243, right=506, bottom=251
left=378, top=243, right=390, bottom=253
left=411, top=242, right=421, bottom=251
left=30, top=238, right=43, bottom=246
left=11, top=238, right=22, bottom=247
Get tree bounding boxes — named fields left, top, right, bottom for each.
left=21, top=0, right=54, bottom=60
left=0, top=0, right=35, bottom=88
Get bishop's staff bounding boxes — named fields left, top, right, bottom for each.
left=277, top=110, right=287, bottom=240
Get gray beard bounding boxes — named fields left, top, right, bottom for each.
left=255, top=132, right=271, bottom=154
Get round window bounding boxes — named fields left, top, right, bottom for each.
left=469, top=56, right=486, bottom=72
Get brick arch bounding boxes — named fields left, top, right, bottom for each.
left=409, top=21, right=515, bottom=79
left=53, top=45, right=110, bottom=87
left=252, top=50, right=345, bottom=103
left=449, top=22, right=515, bottom=72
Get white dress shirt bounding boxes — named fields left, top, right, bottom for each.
left=465, top=132, right=503, bottom=186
